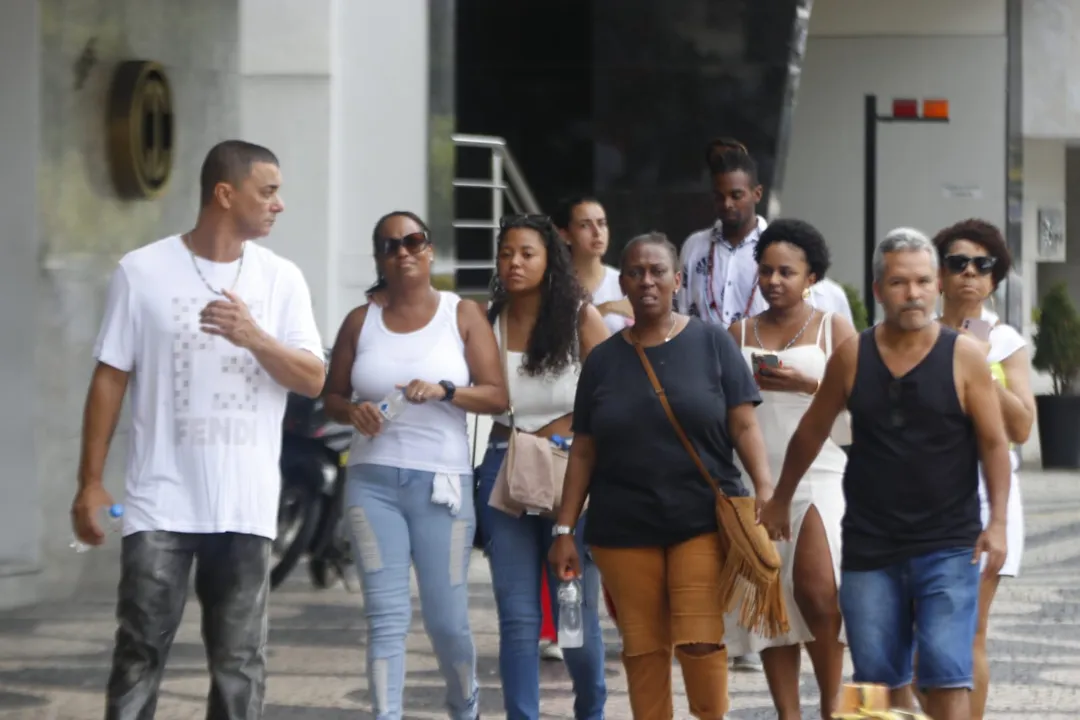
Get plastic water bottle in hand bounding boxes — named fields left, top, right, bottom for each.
left=557, top=578, right=584, bottom=649
left=70, top=504, right=124, bottom=553
left=377, top=389, right=408, bottom=422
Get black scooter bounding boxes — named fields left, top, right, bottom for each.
left=270, top=388, right=354, bottom=590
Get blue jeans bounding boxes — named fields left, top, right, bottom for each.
left=345, top=464, right=478, bottom=720
left=839, top=546, right=980, bottom=691
left=476, top=444, right=607, bottom=720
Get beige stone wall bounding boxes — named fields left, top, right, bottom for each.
left=30, top=0, right=240, bottom=602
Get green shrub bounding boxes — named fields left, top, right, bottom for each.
left=1032, top=283, right=1080, bottom=396
left=842, top=283, right=870, bottom=331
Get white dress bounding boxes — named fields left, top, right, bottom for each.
left=726, top=313, right=847, bottom=655
left=981, top=309, right=1026, bottom=577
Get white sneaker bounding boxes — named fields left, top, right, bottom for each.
left=730, top=653, right=763, bottom=672
left=540, top=640, right=564, bottom=662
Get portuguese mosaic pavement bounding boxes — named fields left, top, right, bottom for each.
left=0, top=468, right=1077, bottom=719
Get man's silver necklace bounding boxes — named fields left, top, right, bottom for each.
left=753, top=305, right=815, bottom=351
left=182, top=233, right=245, bottom=296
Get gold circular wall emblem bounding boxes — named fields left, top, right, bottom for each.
left=107, top=61, right=174, bottom=200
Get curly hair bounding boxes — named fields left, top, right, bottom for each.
left=488, top=214, right=586, bottom=377
left=364, top=210, right=431, bottom=295
left=931, top=218, right=1012, bottom=288
left=754, top=218, right=831, bottom=282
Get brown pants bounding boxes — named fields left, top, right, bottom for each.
left=592, top=533, right=729, bottom=720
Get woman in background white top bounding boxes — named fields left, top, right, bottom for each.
left=932, top=219, right=1035, bottom=720
left=729, top=219, right=855, bottom=720
left=554, top=194, right=634, bottom=332
left=476, top=213, right=610, bottom=720
left=323, top=211, right=507, bottom=720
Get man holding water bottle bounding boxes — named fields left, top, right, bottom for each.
left=71, top=140, right=324, bottom=720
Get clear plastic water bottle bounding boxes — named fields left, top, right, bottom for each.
left=377, top=389, right=408, bottom=421
left=70, top=504, right=124, bottom=553
left=557, top=578, right=584, bottom=649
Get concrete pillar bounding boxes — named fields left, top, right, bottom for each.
left=0, top=0, right=41, bottom=606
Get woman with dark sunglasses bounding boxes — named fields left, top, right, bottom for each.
left=323, top=210, right=507, bottom=720
left=928, top=219, right=1034, bottom=720
left=475, top=213, right=610, bottom=720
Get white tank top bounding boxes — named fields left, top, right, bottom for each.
left=347, top=292, right=472, bottom=474
left=739, top=313, right=848, bottom=477
left=492, top=318, right=580, bottom=433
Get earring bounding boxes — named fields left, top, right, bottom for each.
left=488, top=273, right=503, bottom=296
left=802, top=287, right=811, bottom=300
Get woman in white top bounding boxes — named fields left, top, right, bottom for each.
left=476, top=213, right=609, bottom=720
left=931, top=219, right=1034, bottom=720
left=553, top=195, right=634, bottom=333
left=323, top=211, right=507, bottom=720
left=727, top=219, right=856, bottom=720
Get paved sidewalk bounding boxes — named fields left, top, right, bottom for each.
left=0, top=468, right=1078, bottom=719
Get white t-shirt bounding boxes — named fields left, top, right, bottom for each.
left=93, top=235, right=323, bottom=539
left=808, top=278, right=854, bottom=325
left=590, top=265, right=630, bottom=334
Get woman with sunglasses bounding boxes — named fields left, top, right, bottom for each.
left=553, top=194, right=634, bottom=332
left=930, top=219, right=1034, bottom=720
left=475, top=213, right=610, bottom=720
left=324, top=211, right=507, bottom=720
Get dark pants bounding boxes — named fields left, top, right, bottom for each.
left=105, top=531, right=271, bottom=720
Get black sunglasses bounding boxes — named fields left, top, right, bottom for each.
left=944, top=253, right=996, bottom=276
left=376, top=231, right=430, bottom=256
left=499, top=213, right=551, bottom=229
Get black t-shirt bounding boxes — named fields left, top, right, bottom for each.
left=573, top=317, right=761, bottom=548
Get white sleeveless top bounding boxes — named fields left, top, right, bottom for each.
left=739, top=313, right=848, bottom=477
left=591, top=265, right=630, bottom=334
left=347, top=292, right=472, bottom=474
left=492, top=319, right=580, bottom=433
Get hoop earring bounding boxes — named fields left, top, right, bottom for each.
left=802, top=287, right=811, bottom=300
left=488, top=273, right=503, bottom=296
left=988, top=291, right=997, bottom=313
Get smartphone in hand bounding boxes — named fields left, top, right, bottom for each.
left=961, top=317, right=993, bottom=342
left=751, top=353, right=781, bottom=373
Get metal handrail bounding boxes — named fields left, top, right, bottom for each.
left=451, top=134, right=541, bottom=214
left=448, top=134, right=541, bottom=291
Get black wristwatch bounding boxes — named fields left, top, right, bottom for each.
left=438, top=380, right=456, bottom=402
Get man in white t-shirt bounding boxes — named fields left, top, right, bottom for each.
left=70, top=140, right=325, bottom=720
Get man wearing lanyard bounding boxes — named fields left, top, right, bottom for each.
left=677, top=139, right=770, bottom=330
left=676, top=138, right=769, bottom=673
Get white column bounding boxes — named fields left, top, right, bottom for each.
left=0, top=0, right=41, bottom=603
left=239, top=0, right=338, bottom=337
left=238, top=0, right=431, bottom=338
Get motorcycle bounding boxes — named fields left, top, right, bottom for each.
left=270, top=387, right=354, bottom=590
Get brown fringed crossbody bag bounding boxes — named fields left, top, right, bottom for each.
left=632, top=339, right=789, bottom=637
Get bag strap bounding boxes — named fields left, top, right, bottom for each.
left=631, top=339, right=725, bottom=498
left=498, top=311, right=516, bottom=431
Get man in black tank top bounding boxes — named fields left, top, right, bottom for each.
left=759, top=229, right=1012, bottom=719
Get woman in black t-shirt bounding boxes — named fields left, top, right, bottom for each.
left=549, top=232, right=775, bottom=719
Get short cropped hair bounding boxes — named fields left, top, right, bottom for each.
left=873, top=227, right=937, bottom=283
left=199, top=140, right=279, bottom=206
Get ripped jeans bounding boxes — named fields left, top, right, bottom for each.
left=345, top=464, right=478, bottom=720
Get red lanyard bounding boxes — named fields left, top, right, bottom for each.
left=703, top=240, right=757, bottom=321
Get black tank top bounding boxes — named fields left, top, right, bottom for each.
left=841, top=326, right=981, bottom=571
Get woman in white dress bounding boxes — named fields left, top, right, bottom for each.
left=553, top=195, right=633, bottom=333
left=931, top=219, right=1034, bottom=720
left=727, top=219, right=855, bottom=720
